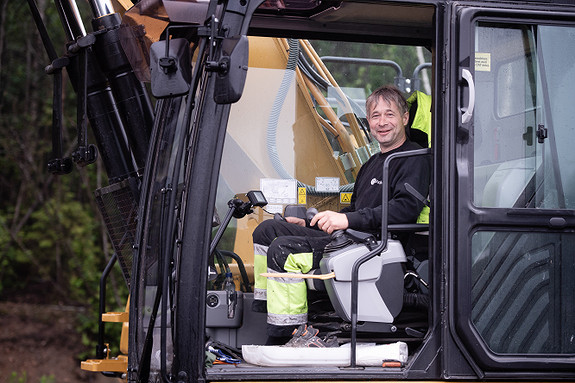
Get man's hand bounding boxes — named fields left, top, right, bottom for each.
left=285, top=216, right=306, bottom=227
left=310, top=211, right=349, bottom=234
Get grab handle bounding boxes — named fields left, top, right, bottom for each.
left=461, top=69, right=475, bottom=124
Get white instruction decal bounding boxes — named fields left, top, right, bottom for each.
left=260, top=178, right=297, bottom=204
left=315, top=177, right=340, bottom=193
left=475, top=52, right=491, bottom=72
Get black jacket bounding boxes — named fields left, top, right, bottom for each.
left=341, top=140, right=430, bottom=233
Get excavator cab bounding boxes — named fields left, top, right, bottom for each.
left=206, top=81, right=432, bottom=355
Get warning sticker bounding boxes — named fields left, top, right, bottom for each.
left=475, top=52, right=491, bottom=72
left=298, top=187, right=307, bottom=205
left=340, top=192, right=352, bottom=204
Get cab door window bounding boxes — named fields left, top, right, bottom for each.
left=473, top=23, right=575, bottom=209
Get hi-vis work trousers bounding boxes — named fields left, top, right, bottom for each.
left=252, top=219, right=331, bottom=337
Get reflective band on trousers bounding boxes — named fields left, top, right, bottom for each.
left=268, top=312, right=308, bottom=326
left=254, top=288, right=267, bottom=300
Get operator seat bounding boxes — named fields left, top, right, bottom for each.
left=318, top=229, right=407, bottom=325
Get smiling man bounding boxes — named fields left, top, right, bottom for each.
left=368, top=86, right=411, bottom=151
left=252, top=85, right=431, bottom=345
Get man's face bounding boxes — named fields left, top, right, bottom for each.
left=368, top=96, right=409, bottom=153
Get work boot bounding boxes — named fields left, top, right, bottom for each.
left=283, top=325, right=337, bottom=347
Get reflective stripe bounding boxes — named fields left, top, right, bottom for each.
left=267, top=312, right=307, bottom=326
left=267, top=267, right=303, bottom=284
left=254, top=243, right=268, bottom=256
left=254, top=288, right=267, bottom=300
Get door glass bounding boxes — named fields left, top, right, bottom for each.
left=471, top=230, right=575, bottom=354
left=473, top=23, right=575, bottom=209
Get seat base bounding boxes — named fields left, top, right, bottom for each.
left=307, top=290, right=428, bottom=341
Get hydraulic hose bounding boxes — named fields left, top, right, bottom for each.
left=266, top=39, right=356, bottom=195
left=266, top=38, right=299, bottom=180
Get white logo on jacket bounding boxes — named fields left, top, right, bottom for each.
left=370, top=178, right=382, bottom=185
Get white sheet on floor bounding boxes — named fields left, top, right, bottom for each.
left=242, top=341, right=407, bottom=367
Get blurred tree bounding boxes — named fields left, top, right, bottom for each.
left=0, top=0, right=127, bottom=355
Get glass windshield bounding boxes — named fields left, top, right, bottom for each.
left=213, top=37, right=431, bottom=261
left=473, top=23, right=575, bottom=209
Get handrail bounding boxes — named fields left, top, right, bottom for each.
left=349, top=148, right=431, bottom=367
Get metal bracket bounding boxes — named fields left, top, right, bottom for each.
left=536, top=124, right=548, bottom=143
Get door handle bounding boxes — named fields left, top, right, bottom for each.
left=461, top=68, right=475, bottom=124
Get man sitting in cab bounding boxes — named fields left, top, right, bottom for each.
left=252, top=85, right=430, bottom=345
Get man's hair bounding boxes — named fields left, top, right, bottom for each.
left=366, top=85, right=409, bottom=117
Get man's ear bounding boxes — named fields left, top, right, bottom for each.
left=402, top=111, right=409, bottom=127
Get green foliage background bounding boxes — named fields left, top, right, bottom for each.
left=0, top=0, right=128, bottom=359
left=312, top=40, right=431, bottom=96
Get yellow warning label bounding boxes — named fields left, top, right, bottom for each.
left=298, top=187, right=306, bottom=205
left=340, top=192, right=352, bottom=204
